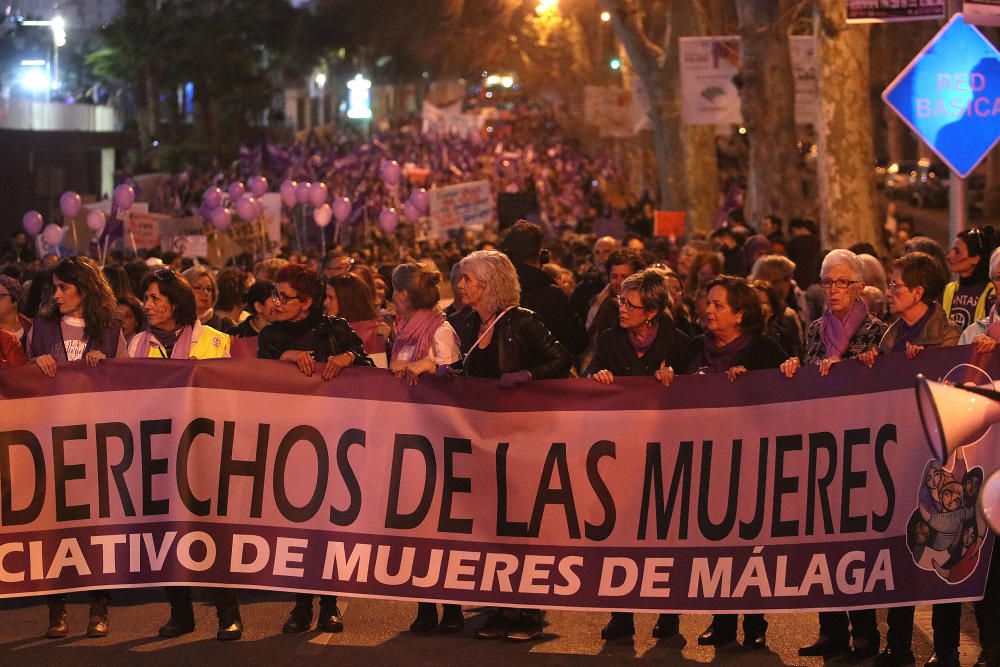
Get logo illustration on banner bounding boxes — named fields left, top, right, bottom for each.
left=882, top=13, right=1000, bottom=178
left=907, top=455, right=986, bottom=584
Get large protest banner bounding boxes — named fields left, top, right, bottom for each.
left=0, top=346, right=995, bottom=612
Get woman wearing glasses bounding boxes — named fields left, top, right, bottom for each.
left=256, top=263, right=372, bottom=635
left=126, top=270, right=238, bottom=639
left=182, top=266, right=235, bottom=332
left=26, top=256, right=123, bottom=637
left=781, top=251, right=886, bottom=657
left=587, top=269, right=687, bottom=643
left=943, top=226, right=999, bottom=331
left=780, top=249, right=886, bottom=380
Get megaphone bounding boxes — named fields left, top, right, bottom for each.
left=915, top=374, right=1000, bottom=464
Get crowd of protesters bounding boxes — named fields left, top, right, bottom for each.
left=1, top=108, right=999, bottom=666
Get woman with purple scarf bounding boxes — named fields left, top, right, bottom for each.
left=675, top=275, right=784, bottom=649
left=781, top=249, right=886, bottom=380
left=781, top=250, right=885, bottom=660
left=390, top=264, right=464, bottom=634
left=389, top=263, right=460, bottom=386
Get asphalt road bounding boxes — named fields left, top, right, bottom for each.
left=0, top=589, right=984, bottom=666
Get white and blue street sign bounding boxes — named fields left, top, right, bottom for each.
left=883, top=13, right=1000, bottom=178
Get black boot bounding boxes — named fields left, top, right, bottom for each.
left=46, top=601, right=68, bottom=639
left=216, top=604, right=243, bottom=641
left=158, top=605, right=195, bottom=637
left=87, top=598, right=110, bottom=638
left=438, top=605, right=464, bottom=633
left=600, top=612, right=635, bottom=641
left=282, top=597, right=313, bottom=633
left=316, top=597, right=343, bottom=633
left=652, top=613, right=680, bottom=639
left=410, top=603, right=438, bottom=633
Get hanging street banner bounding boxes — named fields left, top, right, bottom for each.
left=0, top=347, right=995, bottom=612
left=966, top=1, right=1000, bottom=28
left=883, top=13, right=1000, bottom=179
left=679, top=36, right=818, bottom=126
left=847, top=0, right=946, bottom=23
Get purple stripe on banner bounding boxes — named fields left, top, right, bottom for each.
left=1, top=522, right=988, bottom=612
left=1, top=345, right=996, bottom=412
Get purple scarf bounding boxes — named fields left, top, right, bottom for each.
left=627, top=320, right=659, bottom=355
left=133, top=325, right=194, bottom=359
left=392, top=308, right=445, bottom=362
left=819, top=299, right=868, bottom=359
left=702, top=332, right=752, bottom=373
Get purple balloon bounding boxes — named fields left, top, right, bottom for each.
left=247, top=175, right=269, bottom=198
left=227, top=181, right=246, bottom=202
left=402, top=201, right=421, bottom=223
left=309, top=181, right=329, bottom=208
left=22, top=211, right=43, bottom=235
left=203, top=186, right=223, bottom=210
left=332, top=197, right=352, bottom=223
left=313, top=203, right=333, bottom=228
left=42, top=223, right=63, bottom=246
left=381, top=160, right=401, bottom=187
left=410, top=188, right=430, bottom=215
left=86, top=209, right=106, bottom=233
left=211, top=207, right=232, bottom=232
left=236, top=196, right=257, bottom=222
left=280, top=180, right=298, bottom=207
left=378, top=208, right=399, bottom=234
left=113, top=184, right=135, bottom=210
left=59, top=191, right=82, bottom=218
left=295, top=182, right=312, bottom=205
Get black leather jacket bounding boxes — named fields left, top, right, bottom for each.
left=455, top=307, right=572, bottom=380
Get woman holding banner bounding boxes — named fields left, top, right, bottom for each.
left=256, top=263, right=373, bottom=635
left=859, top=251, right=961, bottom=667
left=780, top=249, right=886, bottom=660
left=587, top=268, right=687, bottom=642
left=454, top=250, right=572, bottom=642
left=676, top=275, right=784, bottom=649
left=126, top=269, right=239, bottom=640
left=26, top=256, right=123, bottom=638
left=389, top=262, right=464, bottom=633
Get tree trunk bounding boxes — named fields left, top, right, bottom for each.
left=737, top=0, right=803, bottom=225
left=815, top=0, right=879, bottom=249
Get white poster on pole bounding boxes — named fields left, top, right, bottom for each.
left=790, top=35, right=818, bottom=126
left=428, top=180, right=494, bottom=239
left=679, top=36, right=742, bottom=126
left=846, top=0, right=946, bottom=23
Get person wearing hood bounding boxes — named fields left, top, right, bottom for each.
left=499, top=220, right=587, bottom=357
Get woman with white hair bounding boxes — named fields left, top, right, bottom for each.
left=453, top=250, right=571, bottom=642
left=781, top=249, right=887, bottom=379
left=960, top=247, right=1000, bottom=352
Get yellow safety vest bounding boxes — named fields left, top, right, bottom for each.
left=943, top=280, right=995, bottom=323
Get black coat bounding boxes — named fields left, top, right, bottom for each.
left=455, top=307, right=572, bottom=380
left=586, top=315, right=689, bottom=377
left=676, top=333, right=786, bottom=375
left=515, top=263, right=588, bottom=355
left=257, top=311, right=373, bottom=366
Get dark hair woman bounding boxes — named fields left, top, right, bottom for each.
left=454, top=250, right=571, bottom=641
left=125, top=269, right=238, bottom=640
left=215, top=267, right=251, bottom=325
left=25, top=256, right=122, bottom=638
left=28, top=255, right=125, bottom=378
left=943, top=225, right=999, bottom=331
left=587, top=269, right=688, bottom=642
left=128, top=270, right=230, bottom=359
left=256, top=263, right=373, bottom=635
left=116, top=294, right=145, bottom=343
left=325, top=273, right=391, bottom=365
left=226, top=280, right=278, bottom=358
left=675, top=275, right=786, bottom=650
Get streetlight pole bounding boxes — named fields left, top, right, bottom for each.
left=946, top=0, right=967, bottom=239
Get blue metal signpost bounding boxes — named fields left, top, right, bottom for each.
left=883, top=13, right=1000, bottom=235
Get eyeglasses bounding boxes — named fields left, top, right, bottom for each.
left=616, top=295, right=645, bottom=312
left=887, top=281, right=910, bottom=292
left=192, top=285, right=215, bottom=295
left=819, top=278, right=860, bottom=291
left=272, top=290, right=300, bottom=305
